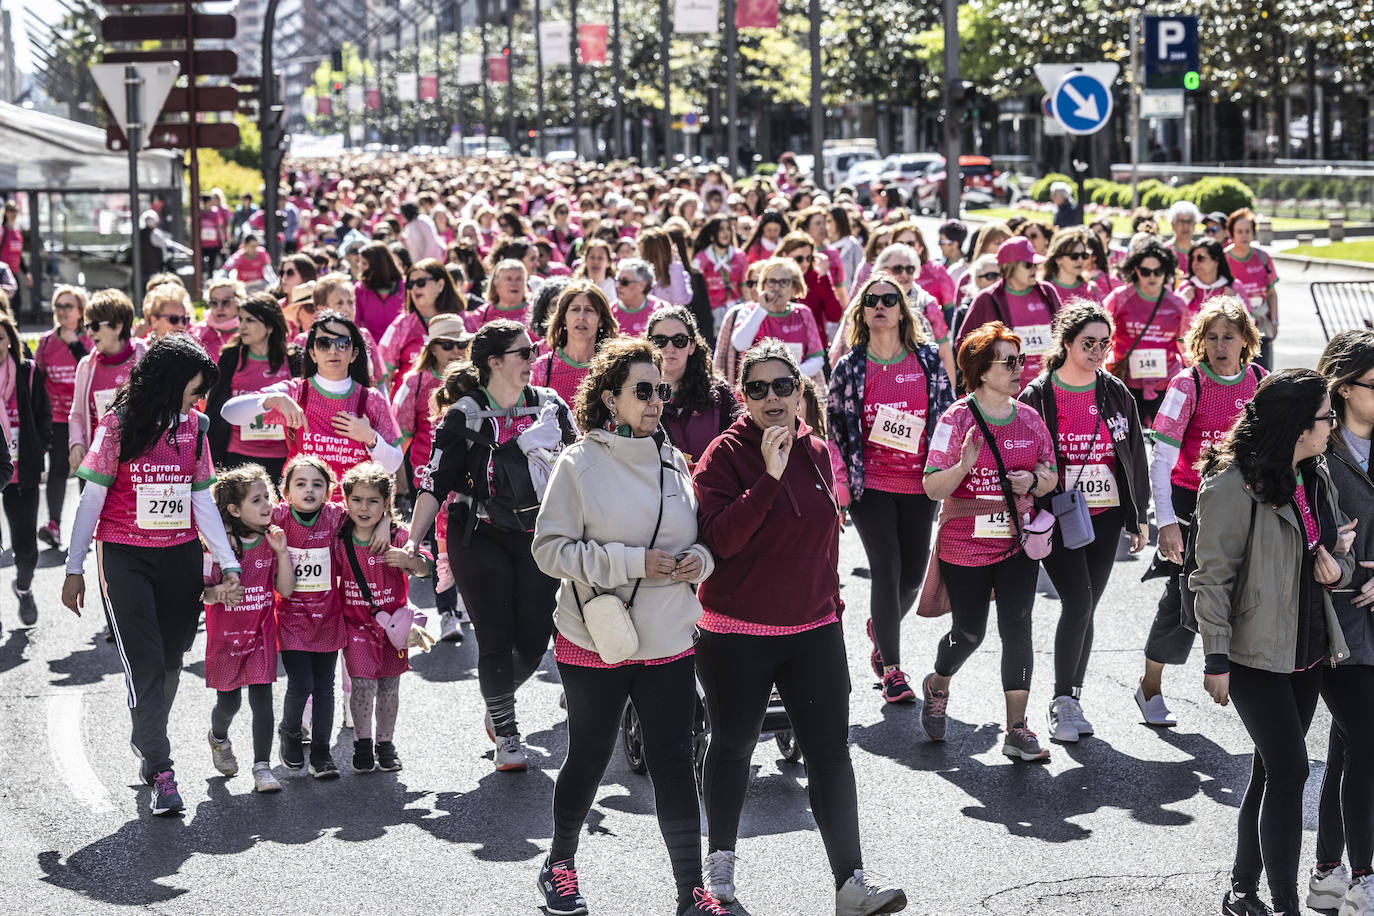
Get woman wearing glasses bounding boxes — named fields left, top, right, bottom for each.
left=918, top=322, right=1058, bottom=762
left=610, top=258, right=666, bottom=338
left=1041, top=227, right=1101, bottom=305
left=714, top=258, right=825, bottom=388
left=308, top=274, right=385, bottom=385
left=221, top=311, right=402, bottom=501
left=532, top=337, right=728, bottom=916
left=352, top=241, right=406, bottom=343
left=271, top=253, right=317, bottom=315
left=34, top=284, right=90, bottom=550
left=193, top=278, right=244, bottom=362
left=1017, top=303, right=1149, bottom=743
left=379, top=258, right=466, bottom=387
left=204, top=293, right=300, bottom=482
left=1017, top=221, right=1053, bottom=259
left=649, top=304, right=738, bottom=468
left=1191, top=369, right=1356, bottom=916
left=828, top=274, right=955, bottom=706
left=407, top=320, right=576, bottom=774
left=531, top=281, right=620, bottom=409
left=464, top=258, right=531, bottom=331
left=692, top=339, right=906, bottom=914
left=141, top=283, right=194, bottom=342
left=1103, top=238, right=1190, bottom=424
left=1178, top=239, right=1238, bottom=326
left=776, top=231, right=844, bottom=349
left=68, top=290, right=145, bottom=475
left=1137, top=297, right=1265, bottom=728
left=955, top=237, right=1063, bottom=390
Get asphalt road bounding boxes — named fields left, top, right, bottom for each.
left=2, top=259, right=1366, bottom=915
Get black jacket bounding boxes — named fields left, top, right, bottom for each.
left=1018, top=368, right=1149, bottom=534
left=205, top=343, right=303, bottom=463
left=1323, top=439, right=1374, bottom=667
left=10, top=360, right=52, bottom=488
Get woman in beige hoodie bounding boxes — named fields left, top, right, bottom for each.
left=532, top=337, right=726, bottom=916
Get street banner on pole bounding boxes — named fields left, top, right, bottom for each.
left=420, top=74, right=438, bottom=101
left=459, top=54, right=482, bottom=85
left=674, top=0, right=719, bottom=33
left=578, top=24, right=608, bottom=64
left=317, top=96, right=332, bottom=116
left=347, top=85, right=364, bottom=112
left=366, top=88, right=381, bottom=109
left=735, top=0, right=777, bottom=29
left=487, top=56, right=510, bottom=83
left=397, top=72, right=418, bottom=102
left=539, top=21, right=572, bottom=66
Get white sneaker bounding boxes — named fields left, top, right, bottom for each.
left=494, top=734, right=527, bottom=772
left=251, top=761, right=282, bottom=793
left=1310, top=864, right=1351, bottom=910
left=835, top=868, right=908, bottom=916
left=1341, top=872, right=1374, bottom=916
left=439, top=612, right=463, bottom=643
left=208, top=730, right=238, bottom=776
left=703, top=849, right=737, bottom=904
left=1048, top=697, right=1080, bottom=743
left=455, top=604, right=470, bottom=625
left=1068, top=697, right=1094, bottom=736
left=342, top=698, right=354, bottom=730
left=1135, top=682, right=1177, bottom=727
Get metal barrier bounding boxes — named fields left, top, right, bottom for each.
left=1311, top=281, right=1374, bottom=341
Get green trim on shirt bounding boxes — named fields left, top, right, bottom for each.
left=192, top=475, right=215, bottom=492
left=1051, top=371, right=1096, bottom=393
left=247, top=352, right=270, bottom=362
left=557, top=348, right=591, bottom=369
left=867, top=348, right=909, bottom=366
left=75, top=466, right=114, bottom=487
left=1200, top=362, right=1250, bottom=386
left=291, top=506, right=321, bottom=527
left=1132, top=283, right=1163, bottom=302
left=971, top=396, right=1017, bottom=426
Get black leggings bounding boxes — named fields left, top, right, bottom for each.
left=935, top=553, right=1039, bottom=692
left=221, top=451, right=286, bottom=487
left=1315, top=666, right=1374, bottom=875
left=3, top=483, right=39, bottom=590
left=1229, top=663, right=1323, bottom=910
left=552, top=656, right=700, bottom=900
left=451, top=521, right=557, bottom=737
left=695, top=623, right=861, bottom=888
left=848, top=488, right=937, bottom=669
left=280, top=649, right=337, bottom=764
left=1144, top=485, right=1199, bottom=666
left=46, top=421, right=69, bottom=525
left=97, top=539, right=204, bottom=774
left=1041, top=507, right=1123, bottom=698
left=212, top=683, right=274, bottom=763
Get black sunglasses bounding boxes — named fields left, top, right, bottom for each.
left=408, top=275, right=438, bottom=289
left=85, top=320, right=112, bottom=333
left=615, top=381, right=672, bottom=402
left=1062, top=251, right=1088, bottom=261
left=886, top=264, right=916, bottom=276
left=282, top=267, right=298, bottom=278
left=862, top=291, right=902, bottom=309
left=1136, top=266, right=1166, bottom=278
left=978, top=271, right=1001, bottom=281
left=503, top=346, right=536, bottom=361
left=743, top=377, right=798, bottom=400
left=158, top=313, right=189, bottom=325
left=615, top=276, right=637, bottom=287
left=313, top=334, right=354, bottom=352
left=997, top=354, right=1027, bottom=371
left=433, top=339, right=467, bottom=352
left=650, top=333, right=692, bottom=350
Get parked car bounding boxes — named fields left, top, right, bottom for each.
left=876, top=153, right=945, bottom=203
left=845, top=159, right=889, bottom=204
left=909, top=155, right=1010, bottom=213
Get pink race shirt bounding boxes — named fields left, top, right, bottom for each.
left=379, top=312, right=428, bottom=378
left=1003, top=287, right=1055, bottom=387
left=272, top=501, right=346, bottom=652
left=696, top=248, right=746, bottom=309
left=462, top=301, right=529, bottom=333
left=83, top=347, right=139, bottom=442
left=225, top=249, right=270, bottom=285
left=917, top=261, right=956, bottom=307
left=203, top=537, right=279, bottom=690
left=1047, top=375, right=1117, bottom=516
left=1152, top=363, right=1264, bottom=492
left=191, top=323, right=236, bottom=363
left=1225, top=246, right=1278, bottom=313
left=1104, top=285, right=1189, bottom=397
left=612, top=302, right=654, bottom=338
left=1047, top=277, right=1102, bottom=306
left=34, top=330, right=89, bottom=419
left=924, top=398, right=1053, bottom=566
left=76, top=410, right=215, bottom=548
left=753, top=305, right=825, bottom=367
left=227, top=353, right=294, bottom=458
left=270, top=377, right=401, bottom=501
left=392, top=367, right=445, bottom=470
left=531, top=349, right=590, bottom=410
left=335, top=526, right=414, bottom=679
left=861, top=350, right=930, bottom=495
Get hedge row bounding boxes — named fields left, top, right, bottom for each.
left=1030, top=174, right=1254, bottom=215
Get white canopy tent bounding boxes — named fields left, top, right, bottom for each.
left=0, top=101, right=181, bottom=194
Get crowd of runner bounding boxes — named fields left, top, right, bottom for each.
left=1, top=151, right=1366, bottom=916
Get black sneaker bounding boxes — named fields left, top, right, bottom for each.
left=352, top=738, right=375, bottom=773
left=538, top=857, right=588, bottom=916
left=682, top=887, right=735, bottom=914
left=15, top=583, right=36, bottom=626
left=376, top=740, right=402, bottom=772
left=308, top=756, right=340, bottom=779
left=1222, top=889, right=1274, bottom=915
left=277, top=726, right=305, bottom=770
left=150, top=770, right=184, bottom=816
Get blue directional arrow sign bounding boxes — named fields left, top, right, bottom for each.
left=1052, top=70, right=1114, bottom=136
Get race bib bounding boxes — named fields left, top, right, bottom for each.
left=1128, top=348, right=1168, bottom=380
left=1019, top=324, right=1053, bottom=357
left=785, top=342, right=805, bottom=365
left=200, top=225, right=220, bottom=244
left=93, top=388, right=117, bottom=419
left=240, top=413, right=285, bottom=442
left=973, top=509, right=1014, bottom=539
left=1067, top=463, right=1119, bottom=508
left=136, top=482, right=191, bottom=530
left=289, top=546, right=331, bottom=593
left=867, top=404, right=925, bottom=454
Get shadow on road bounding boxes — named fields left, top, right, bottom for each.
left=45, top=632, right=125, bottom=687
left=0, top=627, right=30, bottom=675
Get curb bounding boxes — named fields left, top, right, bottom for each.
left=1271, top=252, right=1374, bottom=275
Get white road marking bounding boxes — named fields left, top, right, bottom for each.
left=47, top=691, right=114, bottom=814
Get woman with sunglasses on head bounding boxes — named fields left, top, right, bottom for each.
left=918, top=322, right=1058, bottom=761
left=692, top=339, right=907, bottom=915
left=532, top=337, right=730, bottom=916
left=828, top=274, right=955, bottom=706
left=1191, top=369, right=1357, bottom=916
left=714, top=258, right=826, bottom=390
left=1017, top=303, right=1149, bottom=743
left=352, top=241, right=406, bottom=343
left=221, top=311, right=403, bottom=501
left=955, top=237, right=1063, bottom=391
left=141, top=282, right=194, bottom=342
left=34, top=284, right=90, bottom=550
left=649, top=304, right=738, bottom=468
left=193, top=278, right=244, bottom=362
left=204, top=293, right=301, bottom=482
left=62, top=334, right=238, bottom=816
left=1041, top=227, right=1101, bottom=305
left=1103, top=237, right=1190, bottom=425
left=379, top=257, right=465, bottom=388
left=1137, top=297, right=1265, bottom=728
left=1178, top=238, right=1237, bottom=329
left=406, top=320, right=576, bottom=773
left=532, top=281, right=620, bottom=410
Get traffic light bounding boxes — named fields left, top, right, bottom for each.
left=502, top=46, right=510, bottom=56
left=528, top=129, right=536, bottom=139
left=1183, top=70, right=1201, bottom=91
left=332, top=81, right=343, bottom=93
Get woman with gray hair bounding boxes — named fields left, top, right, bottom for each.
left=612, top=256, right=664, bottom=337
left=1165, top=200, right=1203, bottom=267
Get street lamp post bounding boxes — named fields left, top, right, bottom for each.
left=941, top=0, right=960, bottom=218
left=809, top=0, right=823, bottom=191
left=660, top=0, right=671, bottom=165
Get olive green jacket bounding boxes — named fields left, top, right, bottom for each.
left=1190, top=462, right=1352, bottom=673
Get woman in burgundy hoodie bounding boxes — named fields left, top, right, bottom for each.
left=692, top=339, right=907, bottom=915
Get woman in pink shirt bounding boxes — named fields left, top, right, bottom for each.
left=352, top=242, right=406, bottom=342
left=34, top=284, right=91, bottom=549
